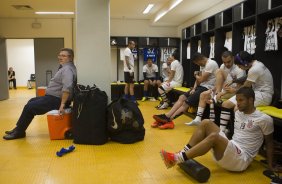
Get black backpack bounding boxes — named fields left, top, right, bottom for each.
left=72, top=84, right=108, bottom=145
left=107, top=98, right=145, bottom=144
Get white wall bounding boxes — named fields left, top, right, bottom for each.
left=6, top=39, right=35, bottom=87
left=111, top=19, right=178, bottom=37
left=111, top=47, right=118, bottom=82
left=0, top=18, right=73, bottom=48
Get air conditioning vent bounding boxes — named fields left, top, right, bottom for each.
left=12, top=5, right=33, bottom=10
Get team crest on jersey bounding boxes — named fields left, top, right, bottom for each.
left=246, top=120, right=253, bottom=128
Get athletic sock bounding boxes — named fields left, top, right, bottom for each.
left=209, top=102, right=215, bottom=122
left=130, top=95, right=136, bottom=102
left=194, top=107, right=204, bottom=122
left=160, top=92, right=168, bottom=103
left=175, top=152, right=189, bottom=164
left=143, top=90, right=148, bottom=97
left=180, top=144, right=192, bottom=153
left=124, top=94, right=130, bottom=99
left=220, top=107, right=232, bottom=132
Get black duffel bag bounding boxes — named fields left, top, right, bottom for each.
left=107, top=98, right=145, bottom=144
left=72, top=84, right=108, bottom=145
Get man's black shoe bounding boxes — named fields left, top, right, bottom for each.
left=5, top=128, right=17, bottom=134
left=3, top=130, right=26, bottom=140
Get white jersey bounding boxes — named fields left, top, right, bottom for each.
left=187, top=43, right=191, bottom=59
left=161, top=62, right=170, bottom=80
left=160, top=48, right=176, bottom=62
left=143, top=64, right=158, bottom=79
left=224, top=31, right=232, bottom=51
left=197, top=40, right=201, bottom=53
left=123, top=47, right=134, bottom=72
left=199, top=59, right=219, bottom=89
left=265, top=19, right=278, bottom=51
left=170, top=60, right=183, bottom=84
left=232, top=110, right=273, bottom=158
left=244, top=26, right=256, bottom=55
left=247, top=61, right=274, bottom=97
left=209, top=36, right=215, bottom=58
left=220, top=63, right=245, bottom=89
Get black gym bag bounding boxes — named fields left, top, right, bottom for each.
left=107, top=98, right=145, bottom=144
left=72, top=84, right=108, bottom=145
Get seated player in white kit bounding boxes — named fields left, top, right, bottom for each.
left=141, top=57, right=161, bottom=101
left=155, top=52, right=184, bottom=110
left=186, top=51, right=245, bottom=127
left=219, top=51, right=274, bottom=133
left=152, top=53, right=218, bottom=129
left=160, top=87, right=274, bottom=172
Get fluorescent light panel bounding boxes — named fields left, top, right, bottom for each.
left=154, top=0, right=183, bottom=22
left=154, top=11, right=167, bottom=22
left=143, top=4, right=154, bottom=14
left=35, top=12, right=74, bottom=15
left=169, top=0, right=183, bottom=11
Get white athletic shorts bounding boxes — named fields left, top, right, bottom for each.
left=161, top=81, right=182, bottom=92
left=228, top=91, right=272, bottom=107
left=213, top=131, right=252, bottom=171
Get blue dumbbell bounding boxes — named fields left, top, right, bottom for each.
left=56, top=145, right=75, bottom=157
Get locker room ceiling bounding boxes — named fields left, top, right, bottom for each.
left=0, top=0, right=225, bottom=26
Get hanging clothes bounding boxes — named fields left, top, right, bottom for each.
left=265, top=19, right=276, bottom=51
left=187, top=43, right=191, bottom=59
left=224, top=31, right=232, bottom=51
left=249, top=25, right=256, bottom=54
left=143, top=48, right=157, bottom=62
left=209, top=36, right=215, bottom=59
left=160, top=47, right=176, bottom=62
left=197, top=40, right=201, bottom=53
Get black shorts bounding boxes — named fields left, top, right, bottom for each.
left=184, top=86, right=208, bottom=107
left=124, top=72, right=134, bottom=83
left=144, top=78, right=156, bottom=82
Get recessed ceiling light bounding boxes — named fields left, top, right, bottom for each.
left=143, top=4, right=154, bottom=14
left=12, top=5, right=33, bottom=10
left=35, top=12, right=74, bottom=15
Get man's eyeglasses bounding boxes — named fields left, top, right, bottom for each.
left=58, top=54, right=70, bottom=57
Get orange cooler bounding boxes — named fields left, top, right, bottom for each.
left=47, top=109, right=72, bottom=140
left=37, top=86, right=47, bottom=96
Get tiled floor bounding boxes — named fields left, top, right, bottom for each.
left=0, top=89, right=271, bottom=184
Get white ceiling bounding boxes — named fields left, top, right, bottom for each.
left=0, top=0, right=225, bottom=26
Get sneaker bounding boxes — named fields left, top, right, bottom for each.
left=185, top=119, right=201, bottom=126
left=160, top=149, right=176, bottom=169
left=141, top=97, right=148, bottom=102
left=159, top=121, right=175, bottom=129
left=151, top=121, right=163, bottom=128
left=157, top=102, right=169, bottom=110
left=153, top=114, right=170, bottom=123
left=155, top=101, right=164, bottom=109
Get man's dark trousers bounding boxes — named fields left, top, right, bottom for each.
left=16, top=95, right=61, bottom=132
